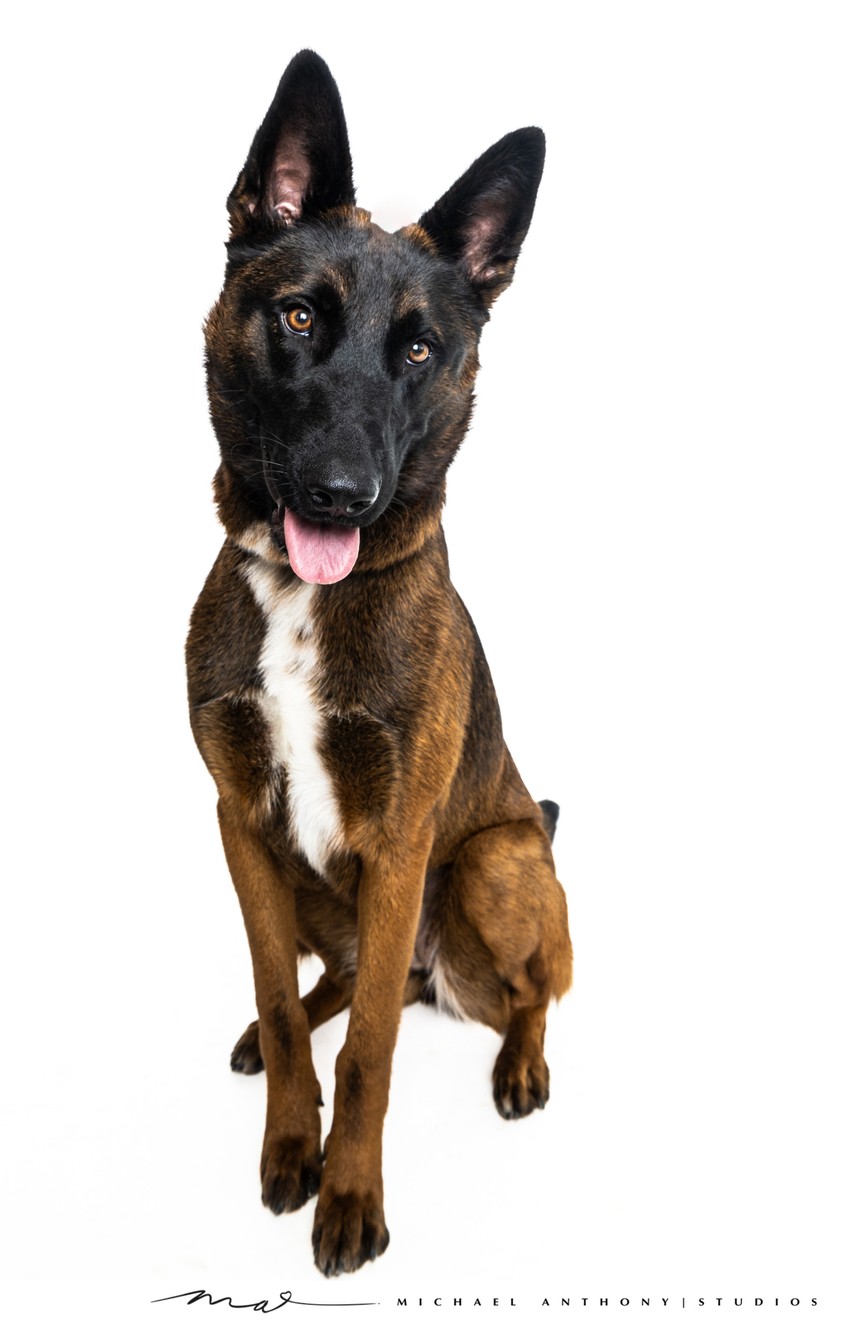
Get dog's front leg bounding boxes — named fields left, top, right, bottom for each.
left=217, top=797, right=323, bottom=1214
left=312, top=827, right=432, bottom=1276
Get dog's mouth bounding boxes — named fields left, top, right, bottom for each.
left=270, top=505, right=361, bottom=585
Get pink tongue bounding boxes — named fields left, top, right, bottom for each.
left=283, top=509, right=360, bottom=585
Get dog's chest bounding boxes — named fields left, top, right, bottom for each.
left=243, top=559, right=343, bottom=874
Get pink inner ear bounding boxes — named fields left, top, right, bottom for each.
left=266, top=146, right=311, bottom=224
left=461, top=209, right=502, bottom=284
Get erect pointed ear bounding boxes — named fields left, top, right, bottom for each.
left=227, top=50, right=355, bottom=239
left=418, top=128, right=545, bottom=306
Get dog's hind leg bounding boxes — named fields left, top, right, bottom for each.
left=231, top=973, right=353, bottom=1074
left=231, top=1020, right=265, bottom=1074
left=231, top=976, right=347, bottom=1074
left=231, top=968, right=427, bottom=1074
left=438, top=818, right=572, bottom=1119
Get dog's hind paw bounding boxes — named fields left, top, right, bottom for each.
left=492, top=1044, right=550, bottom=1120
left=312, top=1190, right=389, bottom=1276
left=261, top=1135, right=323, bottom=1215
left=231, top=1019, right=264, bottom=1074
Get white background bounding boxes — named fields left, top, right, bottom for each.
left=1, top=2, right=852, bottom=1318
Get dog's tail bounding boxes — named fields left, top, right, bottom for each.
left=538, top=799, right=560, bottom=843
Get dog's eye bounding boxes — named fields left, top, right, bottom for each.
left=283, top=306, right=313, bottom=336
left=406, top=341, right=431, bottom=366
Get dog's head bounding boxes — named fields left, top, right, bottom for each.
left=205, top=50, right=544, bottom=583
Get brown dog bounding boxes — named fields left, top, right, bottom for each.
left=186, top=49, right=572, bottom=1277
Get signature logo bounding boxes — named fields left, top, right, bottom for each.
left=152, top=1289, right=378, bottom=1311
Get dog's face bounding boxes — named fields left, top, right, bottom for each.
left=205, top=51, right=544, bottom=583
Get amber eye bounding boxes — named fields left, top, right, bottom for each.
left=284, top=306, right=313, bottom=336
left=406, top=340, right=432, bottom=365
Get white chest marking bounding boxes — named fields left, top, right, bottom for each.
left=244, top=560, right=343, bottom=875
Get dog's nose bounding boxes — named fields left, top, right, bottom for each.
left=307, top=476, right=380, bottom=517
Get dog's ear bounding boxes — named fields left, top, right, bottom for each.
left=418, top=128, right=545, bottom=306
left=227, top=50, right=355, bottom=238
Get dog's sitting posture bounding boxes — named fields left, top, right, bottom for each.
left=186, top=50, right=573, bottom=1277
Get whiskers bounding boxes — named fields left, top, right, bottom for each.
left=222, top=427, right=294, bottom=495
left=380, top=493, right=408, bottom=527
left=257, top=429, right=300, bottom=508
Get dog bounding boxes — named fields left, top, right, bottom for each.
left=186, top=49, right=573, bottom=1277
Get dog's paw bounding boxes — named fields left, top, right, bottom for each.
left=231, top=1020, right=264, bottom=1074
left=312, top=1190, right=389, bottom=1277
left=492, top=1044, right=550, bottom=1120
left=260, top=1135, right=323, bottom=1214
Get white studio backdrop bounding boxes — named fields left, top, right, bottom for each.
left=1, top=2, right=852, bottom=1319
